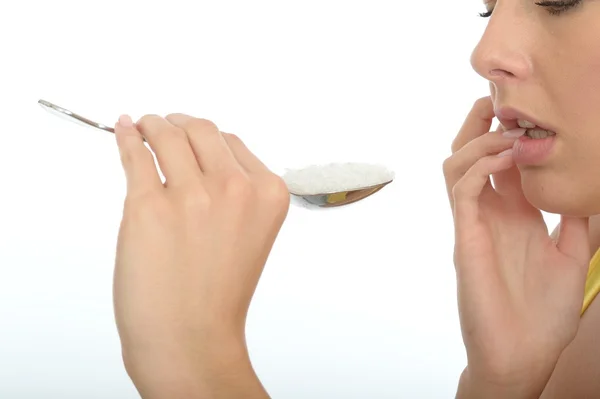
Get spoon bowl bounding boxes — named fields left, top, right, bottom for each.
left=281, top=161, right=394, bottom=208
left=289, top=181, right=392, bottom=208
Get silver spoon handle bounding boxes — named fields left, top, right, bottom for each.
left=38, top=99, right=115, bottom=133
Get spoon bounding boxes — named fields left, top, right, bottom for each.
left=282, top=163, right=394, bottom=208
left=37, top=99, right=393, bottom=208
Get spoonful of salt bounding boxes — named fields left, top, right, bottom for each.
left=37, top=99, right=394, bottom=208
left=281, top=162, right=394, bottom=208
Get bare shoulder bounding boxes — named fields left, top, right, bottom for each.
left=540, top=215, right=600, bottom=398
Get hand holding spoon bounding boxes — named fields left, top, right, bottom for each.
left=37, top=99, right=394, bottom=208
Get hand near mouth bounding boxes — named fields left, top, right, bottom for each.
left=443, top=97, right=590, bottom=399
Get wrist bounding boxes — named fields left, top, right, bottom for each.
left=456, top=366, right=551, bottom=399
left=122, top=332, right=265, bottom=399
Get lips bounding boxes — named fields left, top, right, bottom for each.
left=494, top=106, right=557, bottom=134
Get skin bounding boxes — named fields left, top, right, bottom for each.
left=108, top=1, right=600, bottom=398
left=540, top=217, right=600, bottom=398
left=445, top=96, right=590, bottom=399
left=113, top=114, right=287, bottom=398
left=473, top=0, right=600, bottom=217
left=449, top=0, right=600, bottom=397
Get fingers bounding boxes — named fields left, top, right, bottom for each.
left=221, top=132, right=269, bottom=173
left=557, top=216, right=591, bottom=266
left=443, top=130, right=524, bottom=206
left=165, top=114, right=239, bottom=173
left=488, top=114, right=527, bottom=198
left=121, top=111, right=270, bottom=186
left=490, top=163, right=524, bottom=198
left=444, top=96, right=509, bottom=210
left=451, top=96, right=496, bottom=154
left=114, top=115, right=163, bottom=194
left=136, top=115, right=203, bottom=187
left=452, top=152, right=515, bottom=226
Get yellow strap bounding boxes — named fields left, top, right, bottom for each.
left=582, top=248, right=600, bottom=315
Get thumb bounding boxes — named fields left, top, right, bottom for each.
left=557, top=215, right=590, bottom=265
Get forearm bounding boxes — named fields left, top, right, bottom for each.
left=456, top=367, right=548, bottom=399
left=123, top=338, right=270, bottom=399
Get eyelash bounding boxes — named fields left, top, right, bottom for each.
left=479, top=0, right=583, bottom=18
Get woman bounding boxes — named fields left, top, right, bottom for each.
left=447, top=1, right=600, bottom=397
left=110, top=1, right=600, bottom=398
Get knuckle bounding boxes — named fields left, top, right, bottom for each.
left=229, top=132, right=241, bottom=141
left=186, top=118, right=220, bottom=134
left=138, top=114, right=187, bottom=139
left=473, top=96, right=491, bottom=111
left=259, top=175, right=291, bottom=207
left=474, top=96, right=494, bottom=120
left=165, top=112, right=184, bottom=120
left=136, top=114, right=161, bottom=128
left=450, top=139, right=459, bottom=153
left=223, top=132, right=242, bottom=143
left=451, top=181, right=465, bottom=200
left=442, top=156, right=455, bottom=177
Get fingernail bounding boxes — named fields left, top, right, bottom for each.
left=502, top=128, right=526, bottom=138
left=118, top=114, right=133, bottom=128
left=497, top=149, right=514, bottom=157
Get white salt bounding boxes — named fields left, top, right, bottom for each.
left=282, top=162, right=395, bottom=195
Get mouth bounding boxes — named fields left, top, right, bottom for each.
left=517, top=120, right=556, bottom=139
left=495, top=107, right=557, bottom=139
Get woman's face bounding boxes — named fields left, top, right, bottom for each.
left=470, top=0, right=600, bottom=217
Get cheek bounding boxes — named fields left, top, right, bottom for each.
left=556, top=50, right=600, bottom=210
left=542, top=42, right=600, bottom=215
left=567, top=62, right=600, bottom=124
left=547, top=36, right=600, bottom=179
left=559, top=32, right=600, bottom=130
left=521, top=38, right=600, bottom=215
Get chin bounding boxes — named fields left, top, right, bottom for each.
left=519, top=168, right=597, bottom=217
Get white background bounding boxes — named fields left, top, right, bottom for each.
left=0, top=1, right=559, bottom=398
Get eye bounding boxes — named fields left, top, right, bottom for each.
left=535, top=0, right=583, bottom=15
left=478, top=1, right=494, bottom=18
left=478, top=0, right=583, bottom=18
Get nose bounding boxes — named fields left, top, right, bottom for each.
left=470, top=4, right=534, bottom=83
